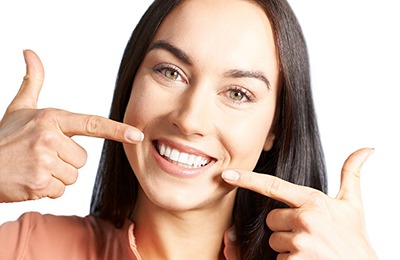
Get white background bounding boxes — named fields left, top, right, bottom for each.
left=0, top=1, right=399, bottom=259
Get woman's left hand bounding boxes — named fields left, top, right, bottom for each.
left=222, top=148, right=378, bottom=259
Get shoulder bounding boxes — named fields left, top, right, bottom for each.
left=1, top=211, right=109, bottom=243
left=18, top=211, right=115, bottom=236
left=0, top=212, right=136, bottom=260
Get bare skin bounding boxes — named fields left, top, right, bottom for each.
left=0, top=46, right=378, bottom=260
left=123, top=0, right=277, bottom=259
left=0, top=50, right=143, bottom=202
left=0, top=1, right=378, bottom=259
left=222, top=148, right=378, bottom=259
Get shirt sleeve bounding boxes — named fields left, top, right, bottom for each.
left=0, top=212, right=97, bottom=260
left=0, top=212, right=138, bottom=260
left=0, top=212, right=36, bottom=259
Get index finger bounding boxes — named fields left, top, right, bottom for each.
left=56, top=110, right=144, bottom=143
left=222, top=169, right=314, bottom=208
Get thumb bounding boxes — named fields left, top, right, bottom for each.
left=336, top=148, right=374, bottom=201
left=223, top=226, right=240, bottom=260
left=7, top=49, right=45, bottom=113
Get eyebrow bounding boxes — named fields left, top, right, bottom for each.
left=149, top=40, right=193, bottom=66
left=223, top=69, right=271, bottom=90
left=149, top=40, right=271, bottom=90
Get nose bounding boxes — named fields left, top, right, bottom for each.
left=168, top=86, right=214, bottom=137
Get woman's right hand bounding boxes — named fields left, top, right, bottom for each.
left=0, top=50, right=143, bottom=203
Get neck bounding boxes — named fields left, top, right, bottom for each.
left=132, top=188, right=236, bottom=260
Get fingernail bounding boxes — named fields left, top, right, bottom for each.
left=362, top=148, right=375, bottom=162
left=367, top=148, right=375, bottom=159
left=228, top=229, right=237, bottom=242
left=222, top=170, right=240, bottom=182
left=125, top=129, right=144, bottom=143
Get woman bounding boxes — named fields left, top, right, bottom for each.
left=0, top=0, right=377, bottom=259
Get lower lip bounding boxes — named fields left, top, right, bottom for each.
left=151, top=144, right=215, bottom=178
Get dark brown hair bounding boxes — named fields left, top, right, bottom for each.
left=90, top=1, right=327, bottom=259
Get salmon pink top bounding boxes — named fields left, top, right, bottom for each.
left=0, top=212, right=238, bottom=260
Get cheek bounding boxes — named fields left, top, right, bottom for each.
left=223, top=112, right=274, bottom=170
left=123, top=79, right=158, bottom=129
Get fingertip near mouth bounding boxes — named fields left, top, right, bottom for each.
left=222, top=170, right=240, bottom=182
left=125, top=128, right=144, bottom=143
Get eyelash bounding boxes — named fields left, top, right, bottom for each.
left=226, top=85, right=255, bottom=104
left=152, top=63, right=255, bottom=104
left=153, top=63, right=187, bottom=83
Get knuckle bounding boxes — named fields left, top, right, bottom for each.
left=25, top=191, right=44, bottom=201
left=291, top=233, right=308, bottom=251
left=294, top=210, right=314, bottom=231
left=308, top=191, right=327, bottom=208
left=26, top=172, right=52, bottom=192
left=29, top=109, right=63, bottom=148
left=34, top=129, right=59, bottom=148
left=27, top=154, right=55, bottom=189
left=34, top=108, right=59, bottom=124
left=84, top=115, right=101, bottom=135
left=36, top=152, right=55, bottom=171
left=111, top=123, right=123, bottom=139
left=265, top=177, right=282, bottom=198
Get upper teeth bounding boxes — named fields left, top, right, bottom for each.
left=157, top=143, right=210, bottom=168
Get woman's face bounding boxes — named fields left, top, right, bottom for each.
left=124, top=0, right=279, bottom=212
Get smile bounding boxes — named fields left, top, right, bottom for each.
left=156, top=142, right=212, bottom=169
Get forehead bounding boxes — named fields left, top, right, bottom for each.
left=151, top=0, right=278, bottom=74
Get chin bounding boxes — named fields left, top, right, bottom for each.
left=137, top=175, right=236, bottom=213
left=124, top=139, right=236, bottom=213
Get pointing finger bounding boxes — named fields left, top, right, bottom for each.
left=336, top=148, right=374, bottom=201
left=222, top=169, right=314, bottom=208
left=7, top=50, right=45, bottom=113
left=56, top=110, right=144, bottom=143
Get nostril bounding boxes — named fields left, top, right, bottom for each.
left=169, top=112, right=207, bottom=137
left=166, top=91, right=212, bottom=137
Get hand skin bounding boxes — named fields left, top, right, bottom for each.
left=222, top=148, right=379, bottom=260
left=0, top=50, right=143, bottom=202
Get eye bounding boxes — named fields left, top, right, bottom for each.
left=165, top=69, right=179, bottom=80
left=229, top=90, right=245, bottom=101
left=227, top=86, right=254, bottom=104
left=153, top=64, right=186, bottom=83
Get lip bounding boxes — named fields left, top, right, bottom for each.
left=152, top=139, right=217, bottom=178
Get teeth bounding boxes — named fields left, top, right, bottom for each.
left=177, top=152, right=189, bottom=164
left=159, top=144, right=166, bottom=156
left=165, top=146, right=171, bottom=157
left=170, top=149, right=180, bottom=161
left=157, top=143, right=210, bottom=168
left=187, top=154, right=196, bottom=166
